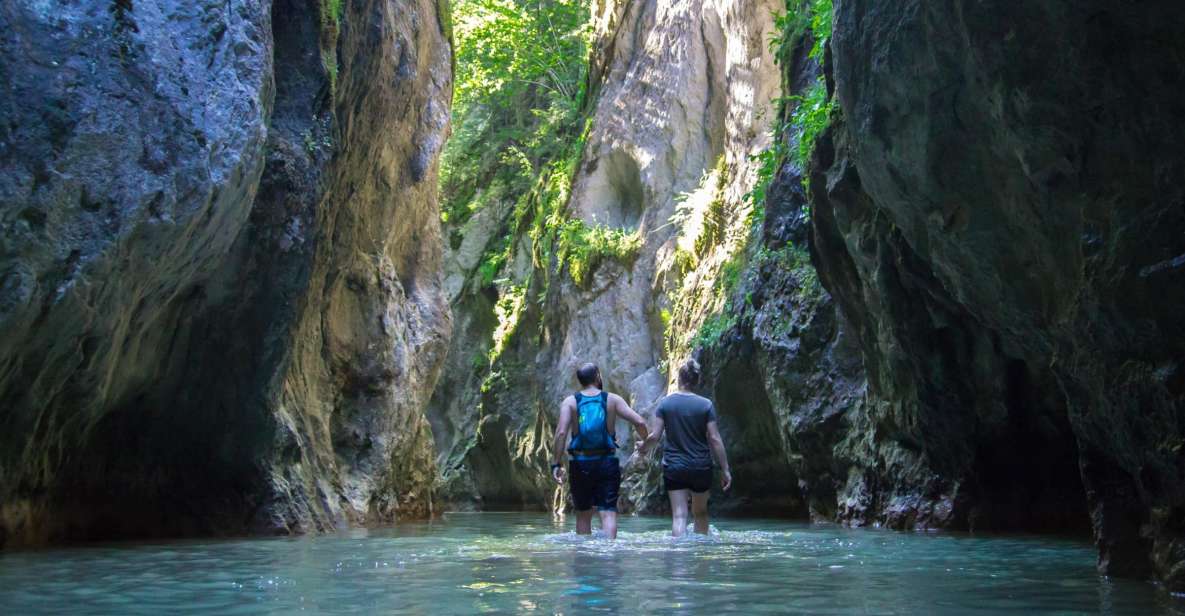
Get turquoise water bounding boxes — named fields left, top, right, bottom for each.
left=0, top=512, right=1181, bottom=614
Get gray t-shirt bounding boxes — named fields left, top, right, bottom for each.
left=655, top=392, right=717, bottom=470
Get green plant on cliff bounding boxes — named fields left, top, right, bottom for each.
left=689, top=312, right=738, bottom=349
left=743, top=135, right=786, bottom=229
left=788, top=80, right=833, bottom=172
left=696, top=157, right=731, bottom=256
left=770, top=0, right=831, bottom=66
left=556, top=220, right=641, bottom=287
left=754, top=0, right=835, bottom=206
left=440, top=0, right=591, bottom=229
left=757, top=242, right=822, bottom=301
left=489, top=283, right=527, bottom=362
left=319, top=0, right=344, bottom=90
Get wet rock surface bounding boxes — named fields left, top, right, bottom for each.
left=811, top=0, right=1185, bottom=586
left=0, top=0, right=451, bottom=545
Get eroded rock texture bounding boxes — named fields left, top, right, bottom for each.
left=811, top=0, right=1185, bottom=586
left=430, top=0, right=786, bottom=512
left=0, top=0, right=450, bottom=545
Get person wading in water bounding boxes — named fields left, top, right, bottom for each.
left=551, top=362, right=649, bottom=539
left=635, top=358, right=732, bottom=536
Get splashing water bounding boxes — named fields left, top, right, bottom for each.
left=0, top=513, right=1181, bottom=614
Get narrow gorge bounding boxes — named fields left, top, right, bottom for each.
left=1, top=0, right=1184, bottom=600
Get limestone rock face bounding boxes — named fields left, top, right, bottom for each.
left=696, top=111, right=867, bottom=518
left=0, top=0, right=450, bottom=545
left=431, top=0, right=786, bottom=511
left=812, top=0, right=1185, bottom=585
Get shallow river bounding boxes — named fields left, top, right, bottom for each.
left=1, top=512, right=1182, bottom=614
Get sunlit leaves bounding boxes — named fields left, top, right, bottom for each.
left=440, top=0, right=592, bottom=229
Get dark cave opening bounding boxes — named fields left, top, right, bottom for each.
left=965, top=359, right=1090, bottom=534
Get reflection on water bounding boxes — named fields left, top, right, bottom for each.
left=0, top=513, right=1182, bottom=614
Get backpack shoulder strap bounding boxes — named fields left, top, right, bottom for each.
left=601, top=391, right=614, bottom=442
left=571, top=392, right=582, bottom=436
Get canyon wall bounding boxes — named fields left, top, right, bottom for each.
left=434, top=0, right=1185, bottom=591
left=809, top=0, right=1185, bottom=587
left=4, top=0, right=1183, bottom=592
left=430, top=0, right=789, bottom=511
left=0, top=0, right=451, bottom=545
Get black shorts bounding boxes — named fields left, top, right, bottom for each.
left=664, top=467, right=712, bottom=493
left=569, top=456, right=621, bottom=511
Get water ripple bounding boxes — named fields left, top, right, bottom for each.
left=0, top=513, right=1182, bottom=615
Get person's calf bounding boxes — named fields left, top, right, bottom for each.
left=692, top=495, right=710, bottom=534
left=672, top=513, right=689, bottom=537
left=599, top=511, right=618, bottom=540
left=576, top=510, right=594, bottom=534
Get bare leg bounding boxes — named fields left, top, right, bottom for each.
left=691, top=491, right=710, bottom=535
left=668, top=489, right=690, bottom=537
left=598, top=510, right=618, bottom=540
left=576, top=509, right=594, bottom=535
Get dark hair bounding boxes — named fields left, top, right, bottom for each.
left=576, top=362, right=601, bottom=387
left=677, top=358, right=702, bottom=388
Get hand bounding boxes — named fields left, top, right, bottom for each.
left=720, top=469, right=732, bottom=492
left=552, top=464, right=565, bottom=484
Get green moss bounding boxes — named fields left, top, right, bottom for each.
left=694, top=157, right=731, bottom=256
left=756, top=243, right=822, bottom=301
left=719, top=251, right=745, bottom=297
left=690, top=312, right=738, bottom=350
left=673, top=246, right=697, bottom=277
left=319, top=0, right=344, bottom=92
left=489, top=284, right=527, bottom=362
left=556, top=220, right=641, bottom=287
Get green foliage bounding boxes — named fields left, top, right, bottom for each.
left=508, top=118, right=637, bottom=290
left=489, top=283, right=527, bottom=362
left=743, top=136, right=786, bottom=229
left=672, top=247, right=697, bottom=276
left=753, top=0, right=836, bottom=206
left=694, top=157, right=731, bottom=256
left=806, top=0, right=832, bottom=61
left=452, top=0, right=589, bottom=105
left=756, top=242, right=822, bottom=300
left=440, top=0, right=591, bottom=228
left=689, top=312, right=738, bottom=350
left=319, top=0, right=344, bottom=90
left=683, top=249, right=747, bottom=352
left=788, top=79, right=833, bottom=171
left=477, top=248, right=508, bottom=288
left=556, top=219, right=642, bottom=287
left=718, top=251, right=745, bottom=297
left=770, top=0, right=832, bottom=65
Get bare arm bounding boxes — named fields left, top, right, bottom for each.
left=611, top=394, right=649, bottom=442
left=637, top=414, right=664, bottom=457
left=551, top=397, right=574, bottom=483
left=707, top=420, right=732, bottom=490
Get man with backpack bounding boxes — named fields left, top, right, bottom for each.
left=551, top=362, right=649, bottom=539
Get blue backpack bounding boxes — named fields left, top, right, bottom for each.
left=568, top=391, right=617, bottom=453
